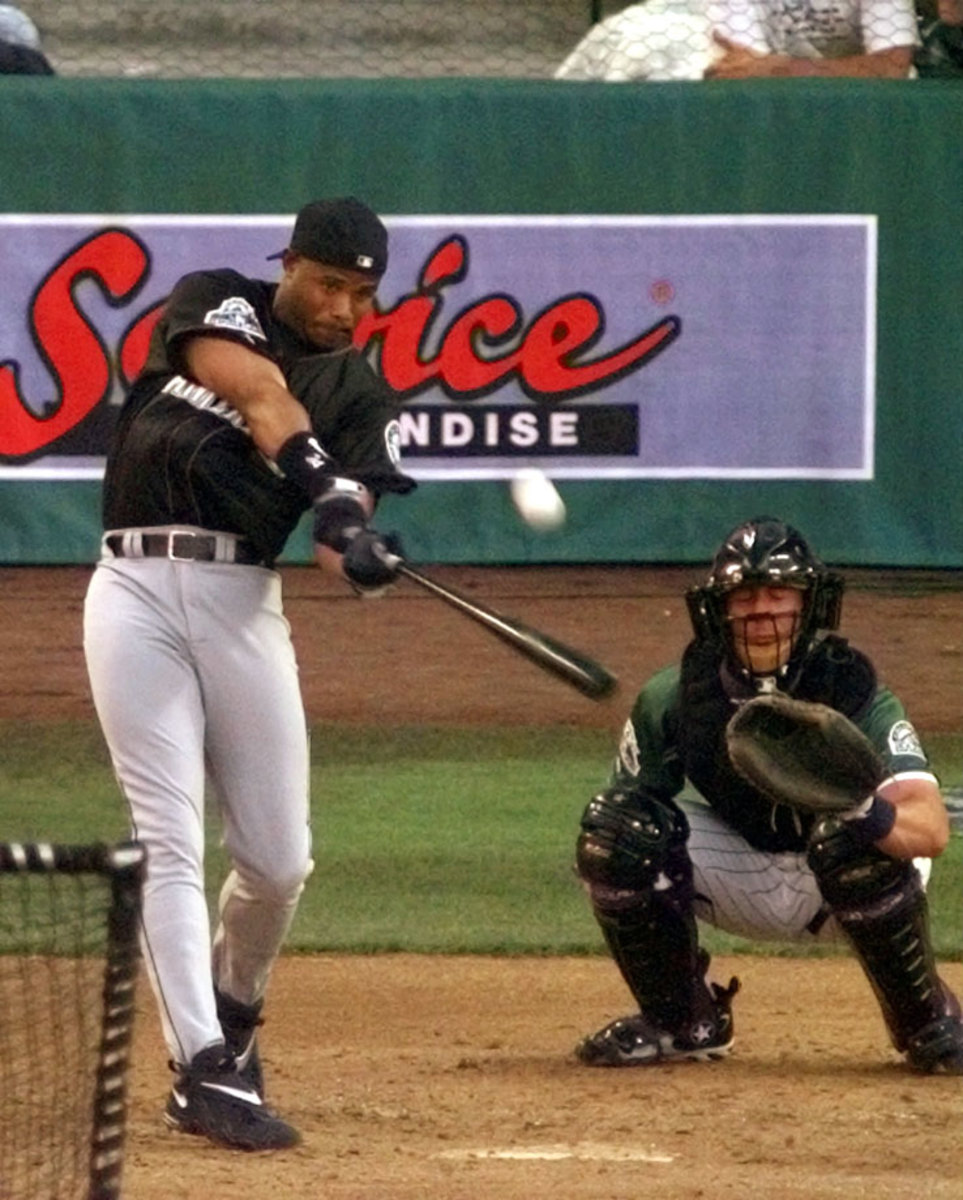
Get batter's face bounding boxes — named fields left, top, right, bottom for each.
left=725, top=584, right=805, bottom=675
left=273, top=252, right=378, bottom=350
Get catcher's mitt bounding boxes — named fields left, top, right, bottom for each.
left=725, top=693, right=886, bottom=815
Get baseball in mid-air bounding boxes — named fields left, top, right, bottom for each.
left=510, top=468, right=566, bottom=531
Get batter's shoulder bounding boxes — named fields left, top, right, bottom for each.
left=167, top=268, right=272, bottom=309
left=158, top=270, right=275, bottom=357
left=175, top=266, right=264, bottom=288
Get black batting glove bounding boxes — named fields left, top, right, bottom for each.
left=341, top=530, right=404, bottom=591
left=312, top=490, right=368, bottom=552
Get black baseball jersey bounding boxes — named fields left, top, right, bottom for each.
left=102, top=269, right=415, bottom=563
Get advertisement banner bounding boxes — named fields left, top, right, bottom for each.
left=0, top=214, right=876, bottom=481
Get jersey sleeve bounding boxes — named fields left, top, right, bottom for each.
left=286, top=351, right=416, bottom=497
left=857, top=688, right=936, bottom=781
left=609, top=663, right=686, bottom=797
left=156, top=270, right=275, bottom=373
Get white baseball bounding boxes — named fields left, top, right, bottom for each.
left=510, top=469, right=566, bottom=531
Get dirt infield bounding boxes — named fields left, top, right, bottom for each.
left=1, top=564, right=961, bottom=1198
left=124, top=955, right=963, bottom=1200
left=1, top=563, right=961, bottom=731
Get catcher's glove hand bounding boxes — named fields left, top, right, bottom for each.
left=725, top=693, right=886, bottom=815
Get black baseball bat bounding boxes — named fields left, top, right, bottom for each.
left=396, top=563, right=618, bottom=700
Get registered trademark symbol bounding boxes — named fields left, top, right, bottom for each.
left=650, top=280, right=675, bottom=304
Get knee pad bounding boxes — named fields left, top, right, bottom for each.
left=577, top=790, right=714, bottom=1029
left=807, top=815, right=910, bottom=912
left=576, top=788, right=691, bottom=909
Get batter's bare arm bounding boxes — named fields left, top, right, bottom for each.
left=183, top=335, right=378, bottom=581
left=183, top=336, right=311, bottom=458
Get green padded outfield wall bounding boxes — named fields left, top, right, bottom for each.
left=0, top=78, right=960, bottom=566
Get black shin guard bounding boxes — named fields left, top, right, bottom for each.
left=808, top=818, right=954, bottom=1053
left=593, top=895, right=710, bottom=1031
left=577, top=788, right=717, bottom=1030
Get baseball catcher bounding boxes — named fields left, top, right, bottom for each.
left=574, top=516, right=962, bottom=1074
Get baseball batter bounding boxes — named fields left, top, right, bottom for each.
left=575, top=516, right=963, bottom=1074
left=83, top=197, right=415, bottom=1151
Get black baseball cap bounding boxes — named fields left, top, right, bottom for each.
left=267, top=197, right=388, bottom=277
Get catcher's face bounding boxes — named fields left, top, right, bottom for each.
left=725, top=584, right=805, bottom=674
left=273, top=252, right=378, bottom=350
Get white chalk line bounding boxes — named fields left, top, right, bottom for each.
left=434, top=1142, right=675, bottom=1163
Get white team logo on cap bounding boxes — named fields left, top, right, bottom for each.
left=204, top=297, right=267, bottom=342
left=356, top=255, right=374, bottom=269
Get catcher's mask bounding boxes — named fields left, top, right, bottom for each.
left=685, top=516, right=844, bottom=680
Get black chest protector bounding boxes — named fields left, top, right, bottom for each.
left=677, top=635, right=877, bottom=852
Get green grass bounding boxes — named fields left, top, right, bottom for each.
left=0, top=721, right=960, bottom=959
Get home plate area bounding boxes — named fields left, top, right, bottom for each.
left=121, top=953, right=963, bottom=1200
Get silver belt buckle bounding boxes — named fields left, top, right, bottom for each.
left=168, top=532, right=196, bottom=561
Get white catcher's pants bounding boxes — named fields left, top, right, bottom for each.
left=680, top=797, right=930, bottom=944
left=84, top=555, right=313, bottom=1066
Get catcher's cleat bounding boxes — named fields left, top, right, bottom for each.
left=905, top=1014, right=963, bottom=1076
left=215, top=987, right=265, bottom=1095
left=164, top=1044, right=300, bottom=1151
left=576, top=978, right=739, bottom=1067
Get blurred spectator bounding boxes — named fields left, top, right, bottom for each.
left=914, top=0, right=963, bottom=76
left=0, top=4, right=55, bottom=74
left=555, top=0, right=715, bottom=81
left=706, top=0, right=919, bottom=78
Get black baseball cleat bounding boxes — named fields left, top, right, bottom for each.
left=215, top=987, right=265, bottom=1095
left=576, top=978, right=739, bottom=1067
left=905, top=1015, right=963, bottom=1075
left=164, top=1044, right=300, bottom=1151
left=901, top=982, right=963, bottom=1075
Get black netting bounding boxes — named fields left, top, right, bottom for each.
left=0, top=844, right=144, bottom=1200
left=12, top=2, right=955, bottom=81
left=15, top=1, right=616, bottom=79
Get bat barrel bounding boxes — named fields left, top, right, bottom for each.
left=396, top=563, right=617, bottom=701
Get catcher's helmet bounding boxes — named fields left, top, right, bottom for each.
left=685, top=517, right=843, bottom=677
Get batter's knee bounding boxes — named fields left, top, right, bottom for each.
left=233, top=852, right=314, bottom=908
left=576, top=787, right=691, bottom=909
left=272, top=861, right=314, bottom=906
left=223, top=817, right=313, bottom=902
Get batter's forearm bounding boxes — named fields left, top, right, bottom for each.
left=182, top=335, right=311, bottom=459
